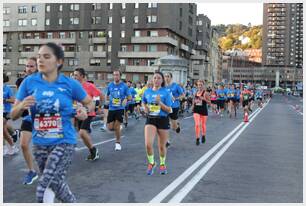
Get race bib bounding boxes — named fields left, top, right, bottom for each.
left=112, top=98, right=121, bottom=106
left=34, top=114, right=63, bottom=138
left=148, top=104, right=161, bottom=116
left=230, top=93, right=235, bottom=97
left=195, top=98, right=202, bottom=106
left=243, top=95, right=249, bottom=100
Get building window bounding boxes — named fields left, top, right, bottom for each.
left=4, top=59, right=11, bottom=66
left=135, top=3, right=139, bottom=8
left=70, top=18, right=79, bottom=25
left=148, top=30, right=158, bottom=37
left=134, top=16, right=139, bottom=23
left=59, top=4, right=63, bottom=11
left=3, top=7, right=10, bottom=14
left=147, top=59, right=155, bottom=66
left=47, top=32, right=53, bottom=39
left=179, top=21, right=182, bottom=30
left=122, top=3, right=126, bottom=9
left=108, top=31, right=112, bottom=38
left=68, top=59, right=78, bottom=66
left=121, top=45, right=127, bottom=51
left=147, top=15, right=157, bottom=23
left=18, top=6, right=27, bottom=13
left=133, top=59, right=140, bottom=66
left=197, top=20, right=202, bottom=26
left=18, top=19, right=28, bottom=26
left=92, top=3, right=101, bottom=10
left=148, top=45, right=157, bottom=52
left=188, top=28, right=192, bottom=36
left=134, top=30, right=141, bottom=37
left=108, top=16, right=112, bottom=24
left=4, top=20, right=10, bottom=27
left=45, top=18, right=50, bottom=25
left=108, top=45, right=112, bottom=52
left=32, top=5, right=38, bottom=13
left=31, top=19, right=37, bottom=26
left=121, top=16, right=126, bottom=24
left=70, top=4, right=79, bottom=11
left=59, top=18, right=62, bottom=25
left=121, top=31, right=125, bottom=38
left=90, top=58, right=101, bottom=66
left=120, top=59, right=126, bottom=65
left=109, top=3, right=113, bottom=10
left=92, top=16, right=101, bottom=24
left=46, top=5, right=50, bottom=12
left=148, top=3, right=157, bottom=8
left=134, top=45, right=140, bottom=52
left=198, top=40, right=202, bottom=46
left=189, top=16, right=193, bottom=24
left=180, top=8, right=183, bottom=17
left=19, top=58, right=27, bottom=65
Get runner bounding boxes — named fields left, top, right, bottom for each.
left=15, top=57, right=39, bottom=184
left=216, top=84, right=226, bottom=117
left=192, top=80, right=211, bottom=145
left=73, top=68, right=101, bottom=161
left=227, top=84, right=236, bottom=118
left=241, top=86, right=252, bottom=122
left=134, top=82, right=143, bottom=119
left=234, top=85, right=241, bottom=117
left=106, top=70, right=131, bottom=151
left=100, top=82, right=109, bottom=132
left=164, top=72, right=184, bottom=148
left=255, top=87, right=264, bottom=108
left=3, top=73, right=19, bottom=156
left=11, top=42, right=95, bottom=202
left=124, top=81, right=137, bottom=128
left=142, top=71, right=172, bottom=175
left=210, top=86, right=218, bottom=114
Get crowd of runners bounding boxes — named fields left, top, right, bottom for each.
left=3, top=43, right=272, bottom=202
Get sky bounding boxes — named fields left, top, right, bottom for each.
left=197, top=3, right=263, bottom=26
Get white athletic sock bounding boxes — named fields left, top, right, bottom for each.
left=43, top=187, right=55, bottom=203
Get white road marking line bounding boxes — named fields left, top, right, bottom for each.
left=183, top=116, right=193, bottom=120
left=168, top=101, right=268, bottom=203
left=289, top=105, right=303, bottom=116
left=149, top=105, right=264, bottom=203
left=75, top=136, right=125, bottom=151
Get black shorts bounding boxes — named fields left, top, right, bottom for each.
left=3, top=112, right=10, bottom=120
left=77, top=116, right=93, bottom=132
left=242, top=100, right=249, bottom=108
left=107, top=109, right=124, bottom=123
left=217, top=100, right=225, bottom=109
left=103, top=104, right=109, bottom=110
left=257, top=97, right=263, bottom=101
left=169, top=107, right=179, bottom=120
left=125, top=104, right=135, bottom=114
left=250, top=97, right=255, bottom=101
left=21, top=120, right=32, bottom=132
left=135, top=101, right=142, bottom=106
left=145, top=116, right=170, bottom=130
left=211, top=100, right=217, bottom=105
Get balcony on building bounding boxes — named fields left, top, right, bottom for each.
left=92, top=51, right=107, bottom=58
left=131, top=36, right=178, bottom=47
left=20, top=51, right=38, bottom=58
left=64, top=52, right=75, bottom=58
left=118, top=51, right=168, bottom=58
left=125, top=65, right=156, bottom=73
left=180, top=43, right=189, bottom=52
left=20, top=38, right=76, bottom=45
left=90, top=37, right=107, bottom=44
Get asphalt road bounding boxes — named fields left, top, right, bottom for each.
left=3, top=94, right=303, bottom=203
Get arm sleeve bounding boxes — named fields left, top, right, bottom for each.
left=71, top=80, right=87, bottom=102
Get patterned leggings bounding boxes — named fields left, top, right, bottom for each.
left=33, top=143, right=76, bottom=203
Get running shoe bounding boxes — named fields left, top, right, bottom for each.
left=147, top=163, right=156, bottom=175
left=23, top=170, right=38, bottom=185
left=166, top=141, right=171, bottom=148
left=201, top=135, right=206, bottom=144
left=124, top=122, right=128, bottom=128
left=196, top=138, right=200, bottom=146
left=86, top=147, right=100, bottom=161
left=115, top=143, right=122, bottom=151
left=7, top=145, right=19, bottom=155
left=100, top=125, right=107, bottom=132
left=159, top=165, right=168, bottom=175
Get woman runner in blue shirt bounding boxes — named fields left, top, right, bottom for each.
left=11, top=43, right=94, bottom=203
left=142, top=71, right=172, bottom=176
